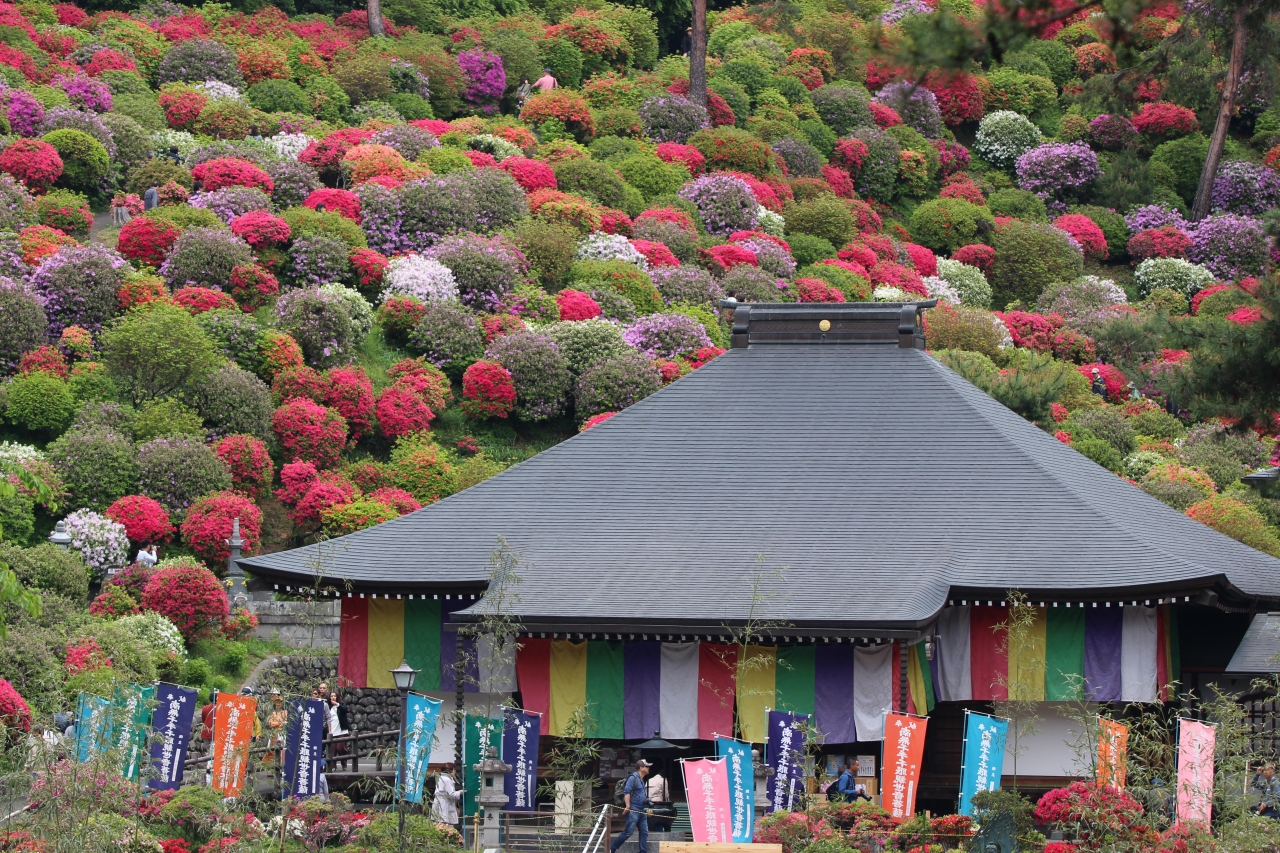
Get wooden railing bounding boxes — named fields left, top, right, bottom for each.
left=182, top=728, right=401, bottom=773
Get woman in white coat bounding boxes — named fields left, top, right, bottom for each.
left=432, top=762, right=461, bottom=826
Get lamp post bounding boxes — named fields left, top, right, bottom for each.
left=391, top=659, right=419, bottom=853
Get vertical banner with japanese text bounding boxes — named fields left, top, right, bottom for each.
left=716, top=737, right=755, bottom=842
left=113, top=682, right=156, bottom=781
left=1096, top=718, right=1129, bottom=790
left=402, top=694, right=443, bottom=805
left=959, top=711, right=1008, bottom=816
left=463, top=714, right=502, bottom=817
left=1175, top=719, right=1215, bottom=829
left=74, top=693, right=111, bottom=764
left=211, top=693, right=257, bottom=796
left=681, top=757, right=732, bottom=843
left=765, top=709, right=808, bottom=813
left=149, top=683, right=197, bottom=791
left=881, top=713, right=928, bottom=823
left=284, top=698, right=327, bottom=799
left=502, top=708, right=541, bottom=811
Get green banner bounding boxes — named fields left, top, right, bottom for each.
left=463, top=714, right=502, bottom=818
left=111, top=683, right=157, bottom=780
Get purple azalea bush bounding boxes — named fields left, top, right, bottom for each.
left=39, top=107, right=117, bottom=158
left=1188, top=213, right=1270, bottom=279
left=623, top=313, right=712, bottom=359
left=484, top=331, right=572, bottom=421
left=156, top=38, right=245, bottom=89
left=2, top=86, right=45, bottom=136
left=771, top=138, right=824, bottom=177
left=874, top=81, right=943, bottom=138
left=56, top=75, right=113, bottom=113
left=276, top=288, right=355, bottom=367
left=880, top=0, right=933, bottom=23
left=289, top=234, right=353, bottom=287
left=159, top=227, right=254, bottom=291
left=679, top=175, right=758, bottom=235
left=1124, top=203, right=1186, bottom=235
left=63, top=509, right=130, bottom=574
left=650, top=266, right=726, bottom=308
left=267, top=159, right=323, bottom=209
left=425, top=232, right=528, bottom=310
left=0, top=174, right=33, bottom=232
left=1015, top=142, right=1099, bottom=199
left=29, top=243, right=129, bottom=337
left=363, top=175, right=484, bottom=254
left=188, top=186, right=272, bottom=223
left=1210, top=160, right=1280, bottom=216
left=371, top=124, right=440, bottom=160
left=638, top=95, right=709, bottom=144
left=457, top=49, right=505, bottom=113
left=737, top=238, right=796, bottom=280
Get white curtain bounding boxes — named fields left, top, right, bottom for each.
left=853, top=645, right=893, bottom=741
left=1121, top=607, right=1158, bottom=702
left=659, top=642, right=700, bottom=739
left=936, top=607, right=972, bottom=702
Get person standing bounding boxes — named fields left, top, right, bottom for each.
left=143, top=186, right=159, bottom=211
left=610, top=759, right=652, bottom=853
left=1252, top=763, right=1280, bottom=818
left=327, top=691, right=349, bottom=770
left=516, top=76, right=533, bottom=110
left=136, top=540, right=158, bottom=567
left=432, top=761, right=461, bottom=827
left=534, top=68, right=558, bottom=92
left=834, top=759, right=871, bottom=802
left=1090, top=367, right=1107, bottom=398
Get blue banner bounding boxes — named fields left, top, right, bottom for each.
left=149, top=683, right=198, bottom=791
left=74, top=693, right=111, bottom=764
left=959, top=712, right=1009, bottom=816
left=716, top=737, right=754, bottom=841
left=764, top=709, right=807, bottom=813
left=401, top=693, right=443, bottom=804
left=284, top=698, right=328, bottom=799
left=503, top=709, right=540, bottom=811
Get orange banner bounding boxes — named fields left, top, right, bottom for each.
left=881, top=712, right=928, bottom=823
left=211, top=693, right=257, bottom=796
left=1096, top=718, right=1129, bottom=790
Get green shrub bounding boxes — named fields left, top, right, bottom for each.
left=709, top=77, right=750, bottom=126
left=989, top=220, right=1084, bottom=307
left=0, top=622, right=65, bottom=713
left=42, top=129, right=110, bottom=193
left=689, top=126, right=777, bottom=177
left=280, top=206, right=368, bottom=251
left=512, top=220, right=580, bottom=290
left=0, top=542, right=90, bottom=601
left=616, top=155, right=689, bottom=201
left=1150, top=134, right=1209, bottom=205
left=47, top=428, right=139, bottom=511
left=304, top=75, right=351, bottom=123
left=717, top=58, right=775, bottom=99
left=143, top=206, right=223, bottom=230
left=102, top=113, right=153, bottom=176
left=387, top=92, right=433, bottom=120
left=553, top=158, right=628, bottom=209
left=1065, top=406, right=1135, bottom=455
left=589, top=136, right=643, bottom=162
left=810, top=83, right=874, bottom=135
left=787, top=233, right=837, bottom=266
left=910, top=198, right=995, bottom=253
left=543, top=319, right=629, bottom=374
left=1071, top=431, right=1124, bottom=472
left=6, top=372, right=74, bottom=434
left=111, top=93, right=167, bottom=131
left=0, top=488, right=35, bottom=545
left=1130, top=408, right=1187, bottom=441
left=986, top=351, right=1073, bottom=423
left=191, top=364, right=273, bottom=440
left=1024, top=39, right=1075, bottom=86
left=923, top=302, right=1007, bottom=358
left=1195, top=287, right=1255, bottom=318
left=334, top=55, right=394, bottom=104
left=541, top=37, right=584, bottom=90
left=246, top=79, right=309, bottom=114
left=796, top=263, right=870, bottom=300
left=987, top=188, right=1048, bottom=221
left=132, top=398, right=205, bottom=442
left=932, top=349, right=1001, bottom=387
left=103, top=303, right=221, bottom=404
left=126, top=157, right=193, bottom=195
left=182, top=656, right=212, bottom=688
left=786, top=196, right=855, bottom=247
left=1069, top=204, right=1129, bottom=260
left=570, top=259, right=662, bottom=314
left=220, top=641, right=248, bottom=677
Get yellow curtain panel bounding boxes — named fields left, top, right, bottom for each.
left=737, top=645, right=777, bottom=743
left=548, top=640, right=588, bottom=736
left=1007, top=607, right=1048, bottom=702
left=365, top=598, right=405, bottom=689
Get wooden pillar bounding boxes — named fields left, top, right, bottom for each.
left=455, top=638, right=465, bottom=771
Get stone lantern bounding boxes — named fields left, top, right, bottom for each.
left=475, top=746, right=512, bottom=850
left=752, top=748, right=774, bottom=821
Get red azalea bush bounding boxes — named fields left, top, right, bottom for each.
left=368, top=486, right=421, bottom=515
left=464, top=150, right=497, bottom=168
left=228, top=264, right=279, bottom=311
left=0, top=139, right=63, bottom=191
left=289, top=477, right=358, bottom=531
left=158, top=87, right=207, bottom=129
left=272, top=398, right=348, bottom=467
left=213, top=434, right=274, bottom=499
left=687, top=346, right=724, bottom=368
left=903, top=243, right=937, bottom=277
left=951, top=244, right=996, bottom=273
left=377, top=296, right=427, bottom=341
left=1054, top=214, right=1108, bottom=262
left=350, top=248, right=389, bottom=291
left=258, top=331, right=306, bottom=380
left=0, top=678, right=33, bottom=733
left=655, top=142, right=706, bottom=174
left=637, top=206, right=696, bottom=233
left=172, top=286, right=238, bottom=314
left=461, top=360, right=517, bottom=419
left=755, top=811, right=836, bottom=853
left=520, top=88, right=596, bottom=139
left=64, top=638, right=111, bottom=675
left=833, top=137, right=870, bottom=174
left=180, top=491, right=262, bottom=568
left=1131, top=101, right=1198, bottom=141
left=795, top=277, right=846, bottom=302
left=940, top=180, right=985, bottom=205
left=499, top=156, right=557, bottom=192
left=85, top=48, right=135, bottom=76
left=276, top=460, right=319, bottom=507
left=118, top=273, right=169, bottom=310
left=631, top=239, right=680, bottom=267
left=821, top=165, right=856, bottom=198
left=376, top=381, right=436, bottom=438
left=870, top=260, right=927, bottom=296
left=869, top=102, right=902, bottom=128
left=702, top=243, right=758, bottom=273
left=482, top=313, right=525, bottom=342
left=18, top=225, right=76, bottom=267
left=387, top=358, right=454, bottom=411
left=1127, top=226, right=1191, bottom=262
left=117, top=217, right=181, bottom=267
left=19, top=346, right=69, bottom=379
left=190, top=158, right=274, bottom=193
left=598, top=208, right=633, bottom=235
left=303, top=188, right=361, bottom=222
left=580, top=411, right=617, bottom=430
left=323, top=366, right=375, bottom=436
left=106, top=495, right=175, bottom=543
left=230, top=211, right=291, bottom=248
left=1227, top=305, right=1264, bottom=326
left=924, top=70, right=984, bottom=125
left=555, top=288, right=601, bottom=321
left=140, top=559, right=231, bottom=641
left=1034, top=782, right=1145, bottom=838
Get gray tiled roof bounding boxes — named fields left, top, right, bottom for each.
left=238, top=335, right=1280, bottom=630
left=1226, top=613, right=1280, bottom=673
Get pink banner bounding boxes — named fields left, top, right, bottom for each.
left=682, top=757, right=732, bottom=843
left=1175, top=719, right=1215, bottom=829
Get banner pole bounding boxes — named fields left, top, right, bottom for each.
left=957, top=709, right=970, bottom=813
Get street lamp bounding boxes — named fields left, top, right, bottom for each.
left=391, top=659, right=419, bottom=853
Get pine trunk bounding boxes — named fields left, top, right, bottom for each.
left=689, top=0, right=708, bottom=109
left=1190, top=4, right=1248, bottom=221
left=367, top=0, right=386, bottom=37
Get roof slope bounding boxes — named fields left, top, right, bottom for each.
left=239, top=342, right=1280, bottom=629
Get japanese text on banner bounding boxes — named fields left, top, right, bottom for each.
left=716, top=737, right=755, bottom=843
left=681, top=757, right=732, bottom=843
left=881, top=713, right=928, bottom=823
left=959, top=712, right=1008, bottom=816
left=211, top=693, right=258, bottom=796
left=149, top=684, right=197, bottom=791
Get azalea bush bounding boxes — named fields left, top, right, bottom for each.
left=140, top=557, right=231, bottom=641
